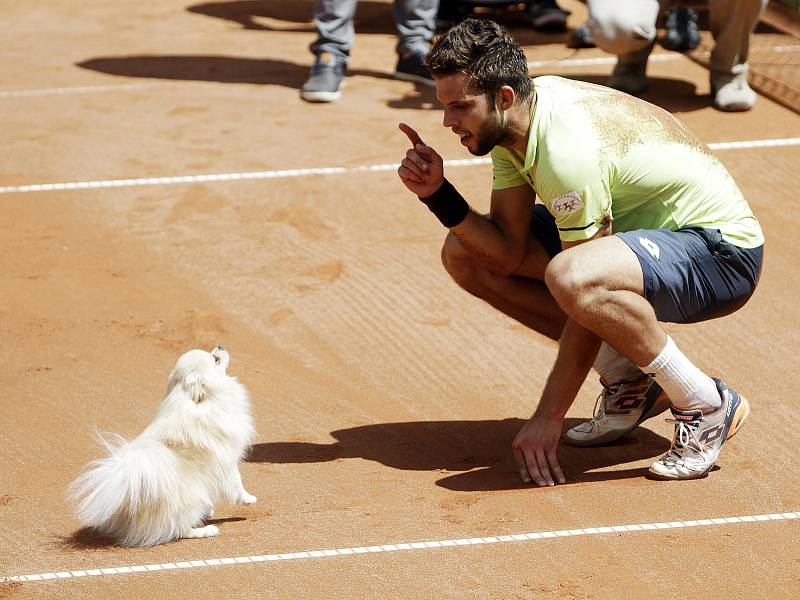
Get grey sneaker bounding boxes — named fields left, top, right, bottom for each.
left=649, top=378, right=750, bottom=480
left=395, top=51, right=434, bottom=87
left=566, top=375, right=671, bottom=447
left=301, top=53, right=346, bottom=103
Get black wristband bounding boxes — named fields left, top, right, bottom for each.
left=419, top=179, right=470, bottom=228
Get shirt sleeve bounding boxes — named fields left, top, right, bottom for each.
left=491, top=147, right=527, bottom=190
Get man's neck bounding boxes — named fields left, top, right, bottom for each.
left=499, top=92, right=536, bottom=155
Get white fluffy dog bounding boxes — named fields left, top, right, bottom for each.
left=69, top=346, right=256, bottom=547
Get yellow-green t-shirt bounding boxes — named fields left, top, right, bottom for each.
left=491, top=76, right=764, bottom=248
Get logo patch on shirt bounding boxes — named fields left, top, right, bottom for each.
left=552, top=191, right=583, bottom=215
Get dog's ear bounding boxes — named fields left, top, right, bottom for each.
left=183, top=372, right=208, bottom=403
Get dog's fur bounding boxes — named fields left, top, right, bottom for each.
left=69, top=346, right=256, bottom=547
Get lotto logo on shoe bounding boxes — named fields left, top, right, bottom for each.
left=699, top=424, right=724, bottom=444
left=638, top=236, right=660, bottom=259
left=613, top=395, right=644, bottom=411
left=725, top=391, right=734, bottom=417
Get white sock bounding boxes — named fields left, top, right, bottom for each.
left=593, top=342, right=642, bottom=384
left=642, top=336, right=721, bottom=413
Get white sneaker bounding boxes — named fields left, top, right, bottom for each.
left=648, top=378, right=750, bottom=480
left=713, top=75, right=757, bottom=112
left=566, top=375, right=671, bottom=447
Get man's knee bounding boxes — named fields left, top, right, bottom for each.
left=441, top=233, right=477, bottom=290
left=544, top=251, right=598, bottom=314
left=588, top=0, right=659, bottom=56
left=441, top=233, right=501, bottom=297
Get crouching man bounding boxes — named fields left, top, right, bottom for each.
left=397, top=18, right=763, bottom=485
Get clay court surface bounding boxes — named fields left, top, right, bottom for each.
left=2, top=0, right=799, bottom=597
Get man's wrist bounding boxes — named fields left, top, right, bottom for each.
left=419, top=178, right=470, bottom=228
left=531, top=408, right=567, bottom=423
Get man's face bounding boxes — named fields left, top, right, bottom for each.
left=435, top=72, right=510, bottom=156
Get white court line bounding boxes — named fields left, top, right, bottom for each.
left=527, top=45, right=799, bottom=69
left=1, top=137, right=799, bottom=196
left=1, top=511, right=797, bottom=584
left=774, top=44, right=800, bottom=53
left=0, top=83, right=158, bottom=98
left=528, top=53, right=686, bottom=69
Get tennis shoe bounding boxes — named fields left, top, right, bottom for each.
left=663, top=8, right=700, bottom=52
left=713, top=74, right=757, bottom=112
left=395, top=51, right=434, bottom=87
left=301, top=53, right=346, bottom=103
left=648, top=378, right=750, bottom=480
left=566, top=375, right=671, bottom=447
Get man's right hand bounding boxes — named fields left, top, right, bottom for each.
left=397, top=123, right=445, bottom=198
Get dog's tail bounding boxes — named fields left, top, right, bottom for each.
left=69, top=432, right=181, bottom=543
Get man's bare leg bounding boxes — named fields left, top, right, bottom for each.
left=444, top=228, right=668, bottom=446
left=545, top=235, right=720, bottom=411
left=442, top=231, right=642, bottom=371
left=441, top=231, right=566, bottom=340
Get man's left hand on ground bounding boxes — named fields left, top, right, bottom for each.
left=512, top=416, right=566, bottom=486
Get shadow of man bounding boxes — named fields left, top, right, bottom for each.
left=248, top=417, right=672, bottom=491
left=77, top=55, right=403, bottom=90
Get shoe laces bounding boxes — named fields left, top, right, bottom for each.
left=660, top=417, right=707, bottom=465
left=587, top=389, right=609, bottom=429
left=574, top=380, right=623, bottom=432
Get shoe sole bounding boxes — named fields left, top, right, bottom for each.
left=565, top=391, right=671, bottom=447
left=301, top=79, right=346, bottom=103
left=714, top=101, right=755, bottom=112
left=647, top=395, right=750, bottom=481
left=394, top=71, right=435, bottom=87
left=300, top=90, right=342, bottom=103
left=726, top=394, right=750, bottom=440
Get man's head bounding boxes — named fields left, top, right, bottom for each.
left=426, top=18, right=533, bottom=156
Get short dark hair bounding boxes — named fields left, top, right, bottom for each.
left=426, top=18, right=533, bottom=106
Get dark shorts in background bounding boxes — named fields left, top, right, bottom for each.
left=529, top=205, right=764, bottom=324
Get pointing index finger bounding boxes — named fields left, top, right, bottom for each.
left=399, top=122, right=425, bottom=148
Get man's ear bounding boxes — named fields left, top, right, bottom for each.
left=183, top=373, right=207, bottom=403
left=498, top=85, right=516, bottom=111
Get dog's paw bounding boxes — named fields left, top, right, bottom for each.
left=187, top=524, right=219, bottom=539
left=238, top=492, right=257, bottom=505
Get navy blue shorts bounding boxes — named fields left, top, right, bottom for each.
left=529, top=204, right=764, bottom=324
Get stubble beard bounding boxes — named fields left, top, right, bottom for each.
left=469, top=110, right=513, bottom=156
